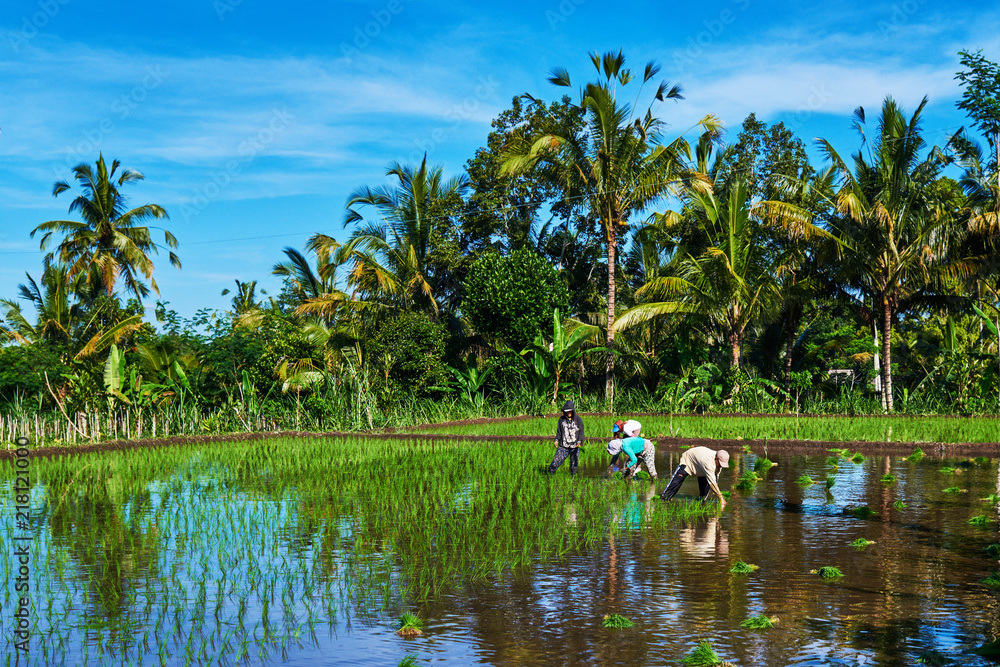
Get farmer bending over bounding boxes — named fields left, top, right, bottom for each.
left=618, top=420, right=657, bottom=480
left=659, top=446, right=730, bottom=509
left=604, top=420, right=627, bottom=475
left=548, top=400, right=584, bottom=476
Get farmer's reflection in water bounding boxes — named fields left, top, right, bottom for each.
left=678, top=517, right=729, bottom=559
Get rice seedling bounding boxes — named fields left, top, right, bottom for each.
left=915, top=650, right=948, bottom=666
left=826, top=456, right=840, bottom=467
left=795, top=474, right=815, bottom=485
left=849, top=538, right=874, bottom=548
left=681, top=640, right=723, bottom=666
left=987, top=544, right=1000, bottom=557
left=969, top=514, right=992, bottom=527
left=397, top=613, right=423, bottom=637
left=825, top=477, right=835, bottom=490
left=734, top=470, right=760, bottom=491
left=848, top=506, right=876, bottom=519
left=981, top=493, right=1000, bottom=504
left=753, top=458, right=775, bottom=474
left=893, top=500, right=907, bottom=510
left=905, top=448, right=925, bottom=462
left=729, top=561, right=759, bottom=574
left=813, top=566, right=844, bottom=579
left=942, top=487, right=965, bottom=493
left=398, top=654, right=420, bottom=667
left=974, top=456, right=990, bottom=465
left=740, top=614, right=777, bottom=629
left=881, top=474, right=896, bottom=484
left=981, top=572, right=1000, bottom=587
left=939, top=467, right=958, bottom=474
left=602, top=613, right=634, bottom=628
left=851, top=452, right=866, bottom=464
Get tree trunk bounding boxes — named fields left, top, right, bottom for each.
left=606, top=222, right=616, bottom=406
left=783, top=322, right=795, bottom=412
left=729, top=331, right=741, bottom=370
left=881, top=298, right=894, bottom=412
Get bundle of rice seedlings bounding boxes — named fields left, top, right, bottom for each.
left=850, top=452, right=866, bottom=463
left=880, top=474, right=896, bottom=484
left=969, top=514, right=991, bottom=527
left=740, top=614, right=777, bottom=629
left=397, top=613, right=423, bottom=637
left=681, top=640, right=722, bottom=666
left=729, top=560, right=759, bottom=574
left=795, top=474, right=815, bottom=485
left=905, top=447, right=925, bottom=462
left=602, top=613, right=634, bottom=628
left=848, top=506, right=876, bottom=519
left=812, top=566, right=843, bottom=579
left=849, top=538, right=874, bottom=548
left=893, top=499, right=907, bottom=510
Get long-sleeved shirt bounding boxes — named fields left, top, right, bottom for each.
left=554, top=413, right=585, bottom=448
left=679, top=446, right=724, bottom=501
left=620, top=436, right=647, bottom=467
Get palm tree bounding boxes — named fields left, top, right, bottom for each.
left=0, top=265, right=142, bottom=360
left=343, top=155, right=469, bottom=317
left=818, top=97, right=960, bottom=411
left=31, top=154, right=179, bottom=300
left=502, top=50, right=720, bottom=403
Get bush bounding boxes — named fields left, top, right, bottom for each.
left=367, top=312, right=450, bottom=398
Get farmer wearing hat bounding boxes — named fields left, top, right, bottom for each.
left=548, top=400, right=585, bottom=476
left=617, top=420, right=658, bottom=480
left=659, top=446, right=730, bottom=509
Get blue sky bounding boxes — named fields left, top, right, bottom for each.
left=1, top=0, right=998, bottom=321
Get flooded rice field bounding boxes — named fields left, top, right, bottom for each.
left=1, top=435, right=999, bottom=666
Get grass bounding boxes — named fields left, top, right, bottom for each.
left=729, top=561, right=759, bottom=574
left=915, top=650, right=948, bottom=666
left=939, top=467, right=958, bottom=474
left=905, top=447, right=925, bottom=462
left=753, top=458, right=775, bottom=474
left=795, top=474, right=815, bottom=485
left=880, top=473, right=896, bottom=484
left=813, top=566, right=844, bottom=579
left=734, top=470, right=760, bottom=491
left=825, top=476, right=835, bottom=489
left=893, top=499, right=907, bottom=510
left=851, top=452, right=866, bottom=463
left=969, top=514, right=992, bottom=527
left=942, top=486, right=965, bottom=493
left=398, top=655, right=421, bottom=667
left=740, top=614, right=776, bottom=629
left=982, top=493, right=1000, bottom=504
left=682, top=640, right=722, bottom=666
left=849, top=538, right=874, bottom=548
left=602, top=613, right=634, bottom=628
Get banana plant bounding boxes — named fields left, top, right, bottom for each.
left=972, top=302, right=1000, bottom=406
left=103, top=344, right=131, bottom=406
left=446, top=360, right=492, bottom=406
left=520, top=309, right=605, bottom=403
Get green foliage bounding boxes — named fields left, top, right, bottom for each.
left=729, top=561, right=759, bottom=574
left=682, top=640, right=722, bottom=666
left=905, top=447, right=925, bottom=462
left=939, top=467, right=957, bottom=474
left=972, top=638, right=1000, bottom=658
left=942, top=486, right=964, bottom=493
left=969, top=514, right=991, bottom=527
left=734, top=471, right=759, bottom=491
left=815, top=566, right=843, bottom=579
left=463, top=248, right=571, bottom=352
left=520, top=309, right=603, bottom=402
left=398, top=655, right=421, bottom=667
left=795, top=474, right=814, bottom=485
left=826, top=477, right=835, bottom=490
left=367, top=312, right=450, bottom=397
left=914, top=649, right=948, bottom=666
left=893, top=500, right=907, bottom=510
left=880, top=474, right=896, bottom=484
left=850, top=452, right=866, bottom=463
left=602, top=613, right=634, bottom=629
left=955, top=50, right=1000, bottom=145
left=0, top=343, right=69, bottom=405
left=753, top=458, right=774, bottom=474
left=849, top=538, right=874, bottom=548
left=740, top=614, right=775, bottom=630
left=981, top=572, right=1000, bottom=587
left=397, top=613, right=423, bottom=633
left=849, top=506, right=876, bottom=519
left=987, top=544, right=1000, bottom=557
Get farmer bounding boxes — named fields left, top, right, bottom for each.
left=605, top=420, right=627, bottom=475
left=659, top=446, right=730, bottom=509
left=618, top=420, right=658, bottom=480
left=548, top=400, right=585, bottom=476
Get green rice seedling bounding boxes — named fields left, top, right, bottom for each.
left=849, top=538, right=874, bottom=548
left=602, top=613, right=634, bottom=628
left=734, top=470, right=759, bottom=491
left=914, top=650, right=948, bottom=666
left=981, top=572, right=1000, bottom=587
left=849, top=506, right=876, bottom=519
left=893, top=500, right=907, bottom=510
left=974, top=456, right=989, bottom=466
left=795, top=474, right=815, bottom=485
left=851, top=452, right=866, bottom=463
left=942, top=487, right=965, bottom=493
left=682, top=640, right=722, bottom=666
left=397, top=613, right=423, bottom=638
left=982, top=493, right=1000, bottom=504
left=880, top=474, right=896, bottom=484
left=634, top=471, right=651, bottom=481
left=969, top=514, right=992, bottom=527
left=826, top=456, right=841, bottom=467
left=829, top=447, right=851, bottom=458
left=987, top=544, right=1000, bottom=557
left=729, top=561, right=759, bottom=574
left=939, top=467, right=958, bottom=474
left=813, top=566, right=843, bottom=579
left=753, top=458, right=774, bottom=474
left=905, top=447, right=925, bottom=462
left=740, top=614, right=777, bottom=629
left=825, top=476, right=835, bottom=490
left=398, top=655, right=421, bottom=667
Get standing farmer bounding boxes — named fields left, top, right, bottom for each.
left=659, top=446, right=730, bottom=509
left=549, top=400, right=585, bottom=476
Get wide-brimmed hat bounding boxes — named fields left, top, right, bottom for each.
left=716, top=450, right=730, bottom=468
left=623, top=419, right=641, bottom=437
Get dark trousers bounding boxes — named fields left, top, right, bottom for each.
left=549, top=446, right=579, bottom=475
left=660, top=464, right=711, bottom=500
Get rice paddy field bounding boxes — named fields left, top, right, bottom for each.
left=1, top=416, right=999, bottom=666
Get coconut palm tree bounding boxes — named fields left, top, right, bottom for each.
left=343, top=155, right=469, bottom=317
left=502, top=50, right=720, bottom=404
left=0, top=265, right=142, bottom=360
left=818, top=97, right=960, bottom=411
left=31, top=154, right=179, bottom=300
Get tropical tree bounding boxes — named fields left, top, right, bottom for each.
left=520, top=309, right=604, bottom=403
left=502, top=50, right=720, bottom=403
left=31, top=154, right=180, bottom=300
left=0, top=265, right=142, bottom=360
left=343, top=155, right=469, bottom=317
left=818, top=96, right=960, bottom=411
left=956, top=50, right=1000, bottom=198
